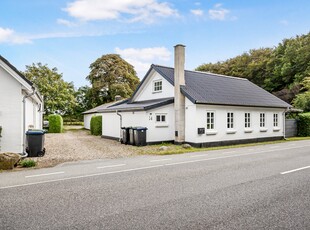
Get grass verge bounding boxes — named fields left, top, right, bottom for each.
left=136, top=137, right=310, bottom=156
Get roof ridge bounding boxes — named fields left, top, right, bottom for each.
left=186, top=69, right=248, bottom=81
left=153, top=64, right=248, bottom=81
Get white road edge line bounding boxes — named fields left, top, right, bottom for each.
left=190, top=154, right=207, bottom=158
left=25, top=172, right=65, bottom=178
left=281, top=165, right=310, bottom=175
left=97, top=164, right=126, bottom=169
left=0, top=165, right=164, bottom=190
left=150, top=158, right=172, bottom=162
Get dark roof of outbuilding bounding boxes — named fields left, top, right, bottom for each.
left=152, top=65, right=290, bottom=108
left=98, top=97, right=174, bottom=113
left=82, top=99, right=128, bottom=114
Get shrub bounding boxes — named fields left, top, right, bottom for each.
left=90, top=115, right=102, bottom=136
left=297, top=112, right=310, bottom=136
left=20, top=159, right=36, bottom=168
left=48, top=114, right=63, bottom=133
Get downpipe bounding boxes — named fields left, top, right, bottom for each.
left=116, top=111, right=122, bottom=142
left=282, top=107, right=289, bottom=140
left=21, top=86, right=36, bottom=158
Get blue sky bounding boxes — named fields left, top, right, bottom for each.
left=1, top=0, right=309, bottom=88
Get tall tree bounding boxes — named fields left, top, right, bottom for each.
left=23, top=63, right=76, bottom=116
left=196, top=32, right=310, bottom=104
left=86, top=54, right=140, bottom=104
left=293, top=77, right=310, bottom=112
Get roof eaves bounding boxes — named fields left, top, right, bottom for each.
left=152, top=65, right=175, bottom=86
left=0, top=55, right=33, bottom=87
left=144, top=98, right=174, bottom=110
left=180, top=86, right=196, bottom=104
left=129, top=65, right=155, bottom=103
left=195, top=101, right=290, bottom=109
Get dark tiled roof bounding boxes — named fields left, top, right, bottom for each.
left=152, top=65, right=290, bottom=108
left=0, top=55, right=33, bottom=87
left=98, top=97, right=174, bottom=113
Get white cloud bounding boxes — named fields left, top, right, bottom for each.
left=208, top=4, right=230, bottom=21
left=57, top=18, right=78, bottom=27
left=280, top=20, right=289, bottom=26
left=0, top=27, right=31, bottom=44
left=115, top=46, right=171, bottom=77
left=64, top=0, right=178, bottom=24
left=191, top=9, right=204, bottom=16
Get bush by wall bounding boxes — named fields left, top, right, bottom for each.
left=297, top=112, right=310, bottom=136
left=90, top=115, right=102, bottom=136
left=48, top=114, right=63, bottom=133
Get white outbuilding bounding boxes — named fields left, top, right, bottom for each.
left=0, top=56, right=43, bottom=154
left=97, top=45, right=291, bottom=147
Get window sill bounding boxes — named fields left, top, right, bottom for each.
left=273, top=127, right=281, bottom=132
left=244, top=128, right=253, bottom=133
left=155, top=124, right=168, bottom=127
left=152, top=91, right=162, bottom=94
left=226, top=129, right=237, bottom=134
left=260, top=128, right=268, bottom=132
left=206, top=130, right=217, bottom=135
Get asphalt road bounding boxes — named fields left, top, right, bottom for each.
left=0, top=140, right=310, bottom=229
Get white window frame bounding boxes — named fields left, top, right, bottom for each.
left=206, top=111, right=215, bottom=130
left=155, top=113, right=168, bottom=127
left=227, top=112, right=234, bottom=129
left=245, top=112, right=251, bottom=128
left=153, top=80, right=162, bottom=93
left=273, top=113, right=279, bottom=127
left=260, top=113, right=266, bottom=128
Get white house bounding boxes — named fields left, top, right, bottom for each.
left=0, top=56, right=43, bottom=154
left=82, top=99, right=126, bottom=130
left=97, top=45, right=291, bottom=147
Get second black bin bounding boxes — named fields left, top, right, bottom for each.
left=133, top=127, right=148, bottom=146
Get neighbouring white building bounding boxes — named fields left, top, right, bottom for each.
left=96, top=45, right=291, bottom=147
left=0, top=56, right=43, bottom=153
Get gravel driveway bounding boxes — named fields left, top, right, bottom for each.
left=34, top=128, right=139, bottom=168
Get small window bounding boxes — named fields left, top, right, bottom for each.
left=206, top=111, right=215, bottom=130
left=245, top=113, right=251, bottom=128
left=273, top=113, right=278, bottom=127
left=155, top=113, right=166, bottom=123
left=153, top=80, right=162, bottom=92
left=260, top=113, right=266, bottom=127
left=227, top=112, right=234, bottom=129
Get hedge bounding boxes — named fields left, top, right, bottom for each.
left=297, top=112, right=310, bottom=136
left=48, top=114, right=63, bottom=133
left=90, top=115, right=102, bottom=136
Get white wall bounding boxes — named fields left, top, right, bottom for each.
left=186, top=102, right=285, bottom=144
left=84, top=113, right=96, bottom=130
left=0, top=66, right=42, bottom=153
left=0, top=66, right=23, bottom=153
left=133, top=70, right=174, bottom=102
left=102, top=104, right=175, bottom=142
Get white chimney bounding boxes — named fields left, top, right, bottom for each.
left=174, top=44, right=186, bottom=144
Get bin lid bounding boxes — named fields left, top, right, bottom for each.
left=26, top=130, right=45, bottom=135
left=133, top=126, right=148, bottom=131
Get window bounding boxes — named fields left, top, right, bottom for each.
left=227, top=112, right=234, bottom=129
left=155, top=113, right=166, bottom=123
left=153, top=80, right=162, bottom=92
left=206, top=111, right=215, bottom=130
left=273, top=113, right=278, bottom=127
left=245, top=113, right=251, bottom=128
left=260, top=113, right=266, bottom=127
